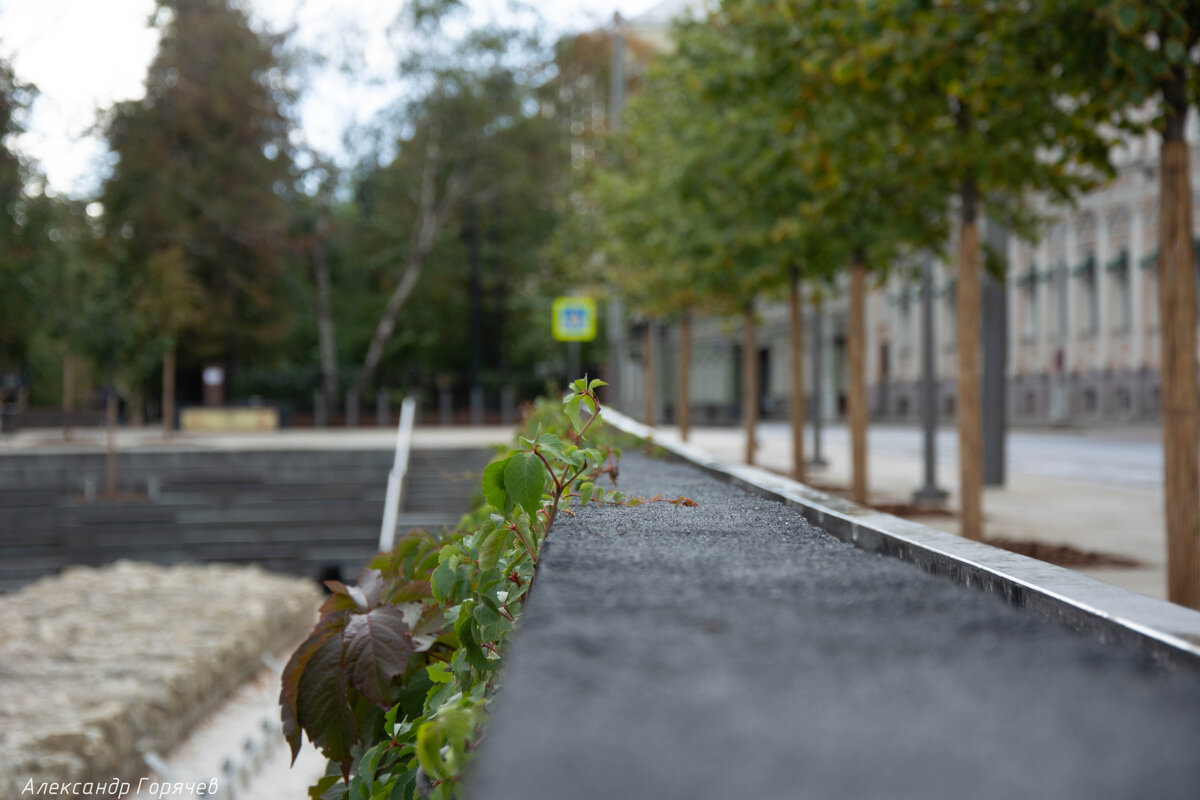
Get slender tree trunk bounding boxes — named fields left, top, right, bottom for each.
left=642, top=321, right=656, bottom=426
left=105, top=387, right=118, bottom=497
left=848, top=257, right=868, bottom=504
left=354, top=133, right=460, bottom=397
left=678, top=311, right=692, bottom=441
left=62, top=350, right=75, bottom=441
left=313, top=215, right=340, bottom=414
left=789, top=268, right=806, bottom=482
left=1157, top=72, right=1199, bottom=608
left=162, top=345, right=176, bottom=440
left=743, top=301, right=759, bottom=465
left=130, top=389, right=145, bottom=428
left=957, top=180, right=985, bottom=541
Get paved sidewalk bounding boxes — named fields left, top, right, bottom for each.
left=653, top=422, right=1169, bottom=601
left=0, top=424, right=514, bottom=453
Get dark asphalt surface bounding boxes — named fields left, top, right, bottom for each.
left=465, top=453, right=1200, bottom=800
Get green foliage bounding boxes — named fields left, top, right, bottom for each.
left=282, top=378, right=646, bottom=799
left=335, top=3, right=573, bottom=399
left=100, top=0, right=296, bottom=383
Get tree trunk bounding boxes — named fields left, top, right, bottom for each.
left=848, top=258, right=868, bottom=505
left=1157, top=73, right=1199, bottom=608
left=313, top=216, right=339, bottom=414
left=789, top=268, right=806, bottom=482
left=957, top=183, right=984, bottom=541
left=62, top=351, right=75, bottom=442
left=130, top=389, right=145, bottom=428
left=642, top=321, right=656, bottom=426
left=743, top=302, right=759, bottom=466
left=678, top=311, right=692, bottom=441
left=354, top=134, right=460, bottom=397
left=162, top=345, right=176, bottom=440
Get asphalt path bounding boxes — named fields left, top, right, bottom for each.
left=776, top=422, right=1165, bottom=490
left=466, top=451, right=1200, bottom=800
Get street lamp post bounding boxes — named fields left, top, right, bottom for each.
left=914, top=254, right=948, bottom=506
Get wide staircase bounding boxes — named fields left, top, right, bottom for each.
left=0, top=447, right=492, bottom=592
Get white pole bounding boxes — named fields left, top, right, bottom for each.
left=378, top=396, right=417, bottom=552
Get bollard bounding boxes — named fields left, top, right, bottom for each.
left=470, top=385, right=484, bottom=426
left=313, top=392, right=327, bottom=428
left=346, top=390, right=359, bottom=428
left=501, top=386, right=515, bottom=426
left=376, top=389, right=389, bottom=427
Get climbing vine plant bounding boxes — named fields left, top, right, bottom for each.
left=281, top=378, right=636, bottom=799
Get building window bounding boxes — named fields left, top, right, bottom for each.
left=898, top=291, right=912, bottom=354
left=1111, top=249, right=1131, bottom=332
left=1116, top=387, right=1131, bottom=414
left=1082, top=387, right=1098, bottom=415
left=1022, top=269, right=1039, bottom=340
left=1080, top=254, right=1098, bottom=336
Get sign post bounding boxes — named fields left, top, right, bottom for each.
left=552, top=297, right=597, bottom=379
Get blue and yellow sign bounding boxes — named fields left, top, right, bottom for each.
left=552, top=296, right=597, bottom=342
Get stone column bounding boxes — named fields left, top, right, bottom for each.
left=1007, top=236, right=1021, bottom=379
left=1064, top=217, right=1078, bottom=372
left=1038, top=237, right=1051, bottom=370
left=1097, top=210, right=1111, bottom=371
left=1130, top=199, right=1146, bottom=375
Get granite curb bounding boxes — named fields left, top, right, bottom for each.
left=601, top=407, right=1200, bottom=672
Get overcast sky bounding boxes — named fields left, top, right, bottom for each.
left=0, top=0, right=663, bottom=198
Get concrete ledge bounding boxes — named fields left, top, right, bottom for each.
left=601, top=408, right=1200, bottom=672
left=0, top=561, right=322, bottom=798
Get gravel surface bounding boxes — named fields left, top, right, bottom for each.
left=466, top=452, right=1200, bottom=800
left=0, top=561, right=321, bottom=799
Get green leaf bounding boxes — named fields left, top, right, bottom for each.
left=359, top=741, right=388, bottom=787
left=1164, top=38, right=1186, bottom=64
left=580, top=481, right=595, bottom=505
left=308, top=775, right=342, bottom=800
left=473, top=602, right=507, bottom=641
left=321, top=779, right=350, bottom=800
left=388, top=768, right=417, bottom=800
left=477, top=526, right=509, bottom=571
left=427, top=662, right=454, bottom=684
left=384, top=703, right=400, bottom=738
left=563, top=395, right=584, bottom=432
left=588, top=378, right=608, bottom=391
left=415, top=723, right=447, bottom=781
left=430, top=561, right=455, bottom=603
left=535, top=433, right=566, bottom=462
left=503, top=451, right=548, bottom=516
left=438, top=706, right=476, bottom=746
left=481, top=456, right=512, bottom=511
left=343, top=606, right=415, bottom=709
left=1115, top=5, right=1138, bottom=33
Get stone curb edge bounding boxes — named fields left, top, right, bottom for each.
left=600, top=407, right=1200, bottom=673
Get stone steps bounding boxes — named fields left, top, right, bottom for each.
left=0, top=447, right=490, bottom=592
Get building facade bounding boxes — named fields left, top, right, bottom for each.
left=868, top=118, right=1200, bottom=426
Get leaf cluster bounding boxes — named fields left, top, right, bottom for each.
left=282, top=377, right=647, bottom=800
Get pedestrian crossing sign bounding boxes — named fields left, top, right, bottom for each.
left=552, top=296, right=597, bottom=342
